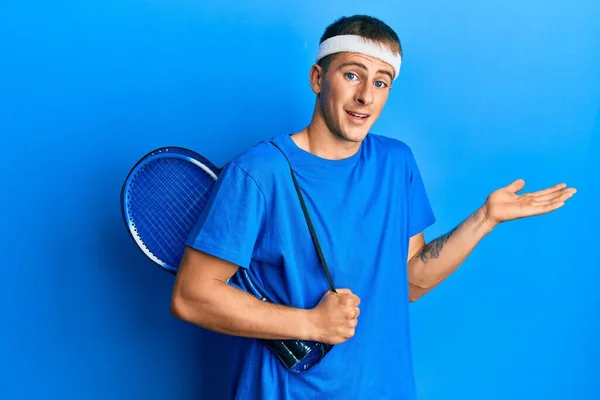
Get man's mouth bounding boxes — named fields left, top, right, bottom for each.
left=346, top=110, right=369, bottom=119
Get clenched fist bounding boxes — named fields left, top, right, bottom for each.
left=308, top=288, right=361, bottom=345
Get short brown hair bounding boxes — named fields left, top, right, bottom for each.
left=317, top=15, right=402, bottom=72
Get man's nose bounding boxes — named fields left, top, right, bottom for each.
left=355, top=82, right=374, bottom=106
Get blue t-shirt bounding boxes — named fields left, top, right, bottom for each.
left=186, top=132, right=436, bottom=399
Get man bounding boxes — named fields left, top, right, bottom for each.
left=170, top=15, right=576, bottom=399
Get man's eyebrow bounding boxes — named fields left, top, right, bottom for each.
left=337, top=61, right=394, bottom=81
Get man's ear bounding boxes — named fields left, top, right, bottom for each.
left=309, top=64, right=324, bottom=95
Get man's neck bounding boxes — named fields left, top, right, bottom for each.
left=291, top=116, right=362, bottom=161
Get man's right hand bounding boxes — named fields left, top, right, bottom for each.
left=308, top=288, right=361, bottom=345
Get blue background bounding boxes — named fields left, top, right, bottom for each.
left=1, top=0, right=598, bottom=399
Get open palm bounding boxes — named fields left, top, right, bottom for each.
left=483, top=179, right=577, bottom=225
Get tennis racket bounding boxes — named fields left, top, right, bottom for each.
left=120, top=145, right=332, bottom=374
left=120, top=146, right=220, bottom=274
left=119, top=146, right=269, bottom=294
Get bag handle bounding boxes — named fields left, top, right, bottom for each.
left=269, top=141, right=337, bottom=294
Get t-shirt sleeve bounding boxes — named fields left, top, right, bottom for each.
left=406, top=149, right=436, bottom=237
left=185, top=162, right=266, bottom=269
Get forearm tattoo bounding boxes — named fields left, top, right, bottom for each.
left=417, top=208, right=485, bottom=263
left=418, top=227, right=456, bottom=262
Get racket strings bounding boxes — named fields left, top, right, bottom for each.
left=131, top=165, right=209, bottom=263
left=133, top=160, right=207, bottom=238
left=127, top=157, right=216, bottom=267
left=161, top=160, right=214, bottom=211
left=146, top=166, right=197, bottom=230
left=129, top=172, right=185, bottom=261
left=131, top=179, right=183, bottom=261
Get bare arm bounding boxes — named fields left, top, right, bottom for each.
left=406, top=180, right=576, bottom=302
left=170, top=247, right=361, bottom=344
left=170, top=247, right=315, bottom=340
left=407, top=207, right=495, bottom=301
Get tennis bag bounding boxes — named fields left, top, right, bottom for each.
left=120, top=141, right=336, bottom=373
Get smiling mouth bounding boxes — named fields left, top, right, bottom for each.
left=346, top=111, right=369, bottom=119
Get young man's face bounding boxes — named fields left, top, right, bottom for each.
left=313, top=50, right=395, bottom=143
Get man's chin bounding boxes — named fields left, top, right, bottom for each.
left=337, top=128, right=370, bottom=143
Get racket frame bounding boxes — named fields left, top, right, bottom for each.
left=120, top=146, right=220, bottom=273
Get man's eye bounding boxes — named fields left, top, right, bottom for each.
left=345, top=72, right=357, bottom=80
left=375, top=81, right=388, bottom=88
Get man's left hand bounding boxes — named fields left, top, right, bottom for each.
left=482, top=179, right=577, bottom=226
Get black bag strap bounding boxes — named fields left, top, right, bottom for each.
left=269, top=141, right=337, bottom=294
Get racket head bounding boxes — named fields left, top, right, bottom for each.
left=120, top=146, right=220, bottom=274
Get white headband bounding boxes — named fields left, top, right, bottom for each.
left=315, top=34, right=402, bottom=80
